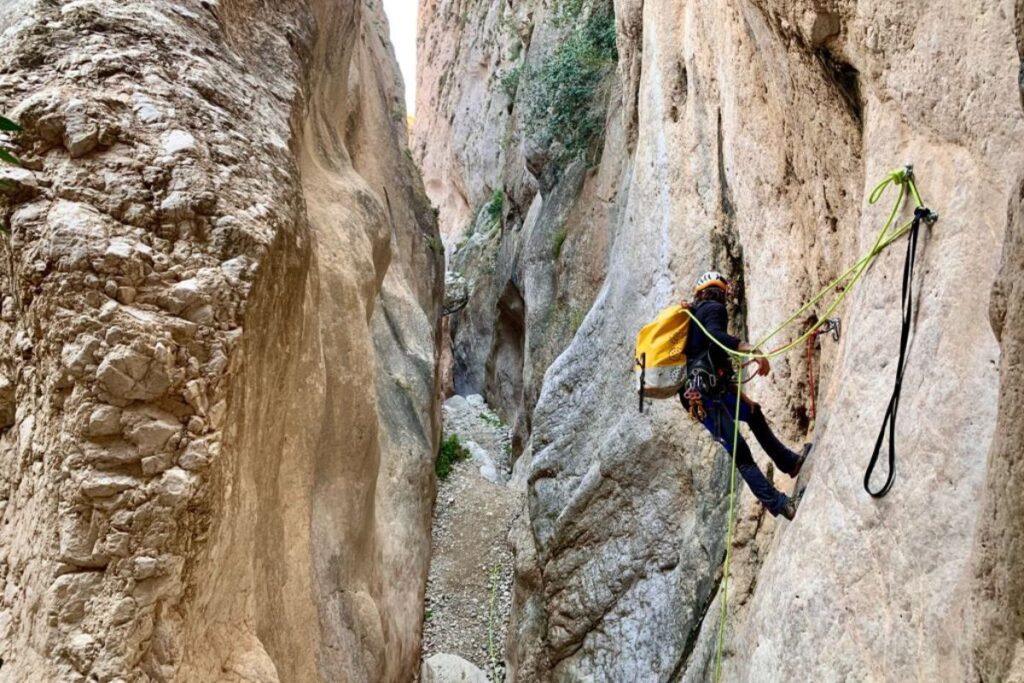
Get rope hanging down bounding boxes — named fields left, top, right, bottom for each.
left=864, top=204, right=937, bottom=496
left=680, top=166, right=935, bottom=682
left=712, top=383, right=744, bottom=683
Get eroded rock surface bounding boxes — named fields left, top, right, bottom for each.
left=0, top=1, right=440, bottom=681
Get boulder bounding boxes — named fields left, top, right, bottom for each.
left=420, top=654, right=489, bottom=683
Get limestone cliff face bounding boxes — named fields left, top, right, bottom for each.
left=417, top=0, right=1024, bottom=680
left=0, top=1, right=441, bottom=682
left=415, top=0, right=623, bottom=460
left=971, top=6, right=1024, bottom=671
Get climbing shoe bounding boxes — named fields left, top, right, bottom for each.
left=790, top=443, right=812, bottom=478
left=781, top=497, right=798, bottom=521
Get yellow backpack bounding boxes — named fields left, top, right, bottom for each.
left=634, top=303, right=691, bottom=412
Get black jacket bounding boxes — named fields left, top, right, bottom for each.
left=685, top=300, right=741, bottom=375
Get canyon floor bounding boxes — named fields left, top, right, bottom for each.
left=422, top=396, right=522, bottom=681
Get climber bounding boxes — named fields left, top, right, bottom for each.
left=680, top=271, right=809, bottom=520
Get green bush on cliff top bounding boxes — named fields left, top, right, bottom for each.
left=524, top=0, right=617, bottom=163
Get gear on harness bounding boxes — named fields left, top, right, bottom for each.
left=682, top=349, right=726, bottom=422
left=683, top=388, right=706, bottom=421
left=683, top=368, right=713, bottom=421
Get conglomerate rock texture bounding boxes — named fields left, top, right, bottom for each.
left=416, top=0, right=1024, bottom=680
left=0, top=1, right=441, bottom=681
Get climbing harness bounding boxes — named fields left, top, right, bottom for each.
left=675, top=166, right=936, bottom=682
left=681, top=348, right=724, bottom=421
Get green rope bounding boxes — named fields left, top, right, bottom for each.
left=690, top=168, right=929, bottom=681
left=686, top=169, right=926, bottom=363
left=712, top=381, right=744, bottom=681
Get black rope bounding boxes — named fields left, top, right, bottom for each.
left=864, top=206, right=934, bottom=497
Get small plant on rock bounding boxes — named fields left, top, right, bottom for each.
left=500, top=64, right=522, bottom=99
left=485, top=188, right=504, bottom=227
left=552, top=228, right=568, bottom=258
left=568, top=306, right=586, bottom=333
left=0, top=116, right=23, bottom=231
left=0, top=114, right=22, bottom=301
left=479, top=411, right=503, bottom=428
left=0, top=116, right=21, bottom=167
left=436, top=433, right=470, bottom=480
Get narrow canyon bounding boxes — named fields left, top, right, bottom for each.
left=0, top=0, right=1021, bottom=682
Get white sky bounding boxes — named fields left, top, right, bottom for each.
left=382, top=0, right=417, bottom=115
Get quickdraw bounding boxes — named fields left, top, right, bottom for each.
left=805, top=317, right=841, bottom=422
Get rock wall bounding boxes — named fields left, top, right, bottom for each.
left=0, top=1, right=441, bottom=681
left=971, top=5, right=1024, bottom=673
left=415, top=0, right=622, bottom=460
left=416, top=0, right=1024, bottom=680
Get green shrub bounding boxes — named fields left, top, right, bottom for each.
left=568, top=306, right=586, bottom=332
left=479, top=411, right=502, bottom=428
left=0, top=116, right=20, bottom=166
left=485, top=188, right=504, bottom=223
left=436, top=433, right=470, bottom=480
left=553, top=0, right=586, bottom=21
left=524, top=0, right=617, bottom=164
left=552, top=228, right=568, bottom=258
left=500, top=64, right=522, bottom=99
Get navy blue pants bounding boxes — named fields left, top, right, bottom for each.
left=688, top=391, right=800, bottom=516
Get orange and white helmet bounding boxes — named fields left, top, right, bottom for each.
left=694, top=270, right=730, bottom=295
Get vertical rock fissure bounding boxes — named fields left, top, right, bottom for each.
left=485, top=282, right=526, bottom=427
left=816, top=48, right=863, bottom=126
left=668, top=571, right=724, bottom=683
left=713, top=107, right=747, bottom=337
